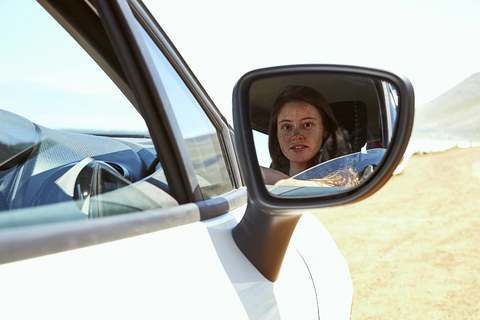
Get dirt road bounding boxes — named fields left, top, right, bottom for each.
left=314, top=147, right=480, bottom=319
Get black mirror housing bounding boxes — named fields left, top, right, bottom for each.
left=231, top=64, right=414, bottom=282
left=233, top=64, right=414, bottom=211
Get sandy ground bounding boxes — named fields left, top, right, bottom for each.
left=314, top=147, right=480, bottom=319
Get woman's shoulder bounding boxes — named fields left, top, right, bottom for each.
left=260, top=166, right=290, bottom=185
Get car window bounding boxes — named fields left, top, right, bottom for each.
left=269, top=149, right=386, bottom=196
left=0, top=1, right=178, bottom=231
left=0, top=2, right=147, bottom=135
left=136, top=21, right=234, bottom=200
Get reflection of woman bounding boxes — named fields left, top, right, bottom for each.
left=261, top=85, right=352, bottom=185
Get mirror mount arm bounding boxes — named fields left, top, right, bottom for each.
left=232, top=198, right=302, bottom=282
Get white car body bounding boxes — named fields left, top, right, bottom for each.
left=0, top=198, right=352, bottom=319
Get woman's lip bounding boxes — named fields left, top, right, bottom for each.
left=290, top=145, right=308, bottom=152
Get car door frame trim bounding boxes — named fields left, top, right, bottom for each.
left=0, top=187, right=247, bottom=265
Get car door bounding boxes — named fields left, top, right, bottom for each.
left=0, top=0, right=356, bottom=319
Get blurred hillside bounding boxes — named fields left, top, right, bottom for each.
left=412, top=72, right=480, bottom=141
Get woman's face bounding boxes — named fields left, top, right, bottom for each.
left=277, top=101, right=327, bottom=171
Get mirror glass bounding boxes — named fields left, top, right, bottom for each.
left=250, top=73, right=399, bottom=196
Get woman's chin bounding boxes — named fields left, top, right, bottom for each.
left=287, top=153, right=314, bottom=164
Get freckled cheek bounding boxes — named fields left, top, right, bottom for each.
left=278, top=131, right=289, bottom=141
left=277, top=132, right=290, bottom=153
left=305, top=127, right=322, bottom=139
left=305, top=127, right=323, bottom=150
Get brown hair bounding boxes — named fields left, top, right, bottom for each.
left=268, top=85, right=344, bottom=174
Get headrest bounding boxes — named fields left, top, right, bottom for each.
left=330, top=101, right=367, bottom=152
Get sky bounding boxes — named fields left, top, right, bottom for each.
left=1, top=0, right=479, bottom=131
left=144, top=0, right=480, bottom=124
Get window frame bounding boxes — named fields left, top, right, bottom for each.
left=129, top=1, right=243, bottom=190
left=96, top=0, right=242, bottom=203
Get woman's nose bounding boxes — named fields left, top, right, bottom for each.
left=291, top=127, right=304, bottom=140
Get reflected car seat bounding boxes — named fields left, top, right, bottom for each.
left=330, top=101, right=367, bottom=153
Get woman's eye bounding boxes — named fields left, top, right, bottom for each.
left=281, top=125, right=291, bottom=130
left=303, top=123, right=313, bottom=128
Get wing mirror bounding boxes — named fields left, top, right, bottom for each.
left=232, top=65, right=414, bottom=281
